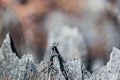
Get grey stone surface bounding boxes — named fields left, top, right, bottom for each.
left=0, top=33, right=83, bottom=80
left=87, top=47, right=120, bottom=80
left=0, top=33, right=120, bottom=80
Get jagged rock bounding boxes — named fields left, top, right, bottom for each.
left=42, top=43, right=83, bottom=80
left=0, top=33, right=38, bottom=80
left=47, top=25, right=87, bottom=60
left=0, top=33, right=120, bottom=80
left=0, top=33, right=83, bottom=80
left=88, top=47, right=120, bottom=80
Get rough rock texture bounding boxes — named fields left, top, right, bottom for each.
left=47, top=25, right=87, bottom=60
left=87, top=47, right=120, bottom=80
left=0, top=33, right=83, bottom=80
left=0, top=33, right=120, bottom=80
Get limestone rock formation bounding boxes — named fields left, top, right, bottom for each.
left=0, top=33, right=120, bottom=80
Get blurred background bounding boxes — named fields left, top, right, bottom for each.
left=0, top=0, right=120, bottom=72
